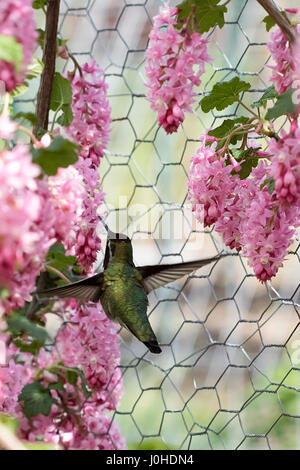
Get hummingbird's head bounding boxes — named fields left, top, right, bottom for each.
left=105, top=231, right=133, bottom=265
left=98, top=217, right=133, bottom=267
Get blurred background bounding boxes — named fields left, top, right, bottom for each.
left=15, top=0, right=300, bottom=450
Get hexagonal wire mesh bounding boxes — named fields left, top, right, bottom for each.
left=17, top=0, right=300, bottom=450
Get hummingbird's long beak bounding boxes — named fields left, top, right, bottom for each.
left=98, top=215, right=110, bottom=233
left=98, top=216, right=119, bottom=240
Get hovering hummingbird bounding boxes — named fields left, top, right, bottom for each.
left=39, top=218, right=229, bottom=354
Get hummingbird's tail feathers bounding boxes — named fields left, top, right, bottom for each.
left=139, top=254, right=232, bottom=294
left=37, top=273, right=104, bottom=302
left=144, top=340, right=162, bottom=354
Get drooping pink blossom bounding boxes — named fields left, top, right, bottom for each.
left=48, top=166, right=85, bottom=244
left=267, top=9, right=300, bottom=95
left=145, top=3, right=212, bottom=134
left=65, top=60, right=111, bottom=272
left=188, top=135, right=238, bottom=227
left=0, top=145, right=41, bottom=294
left=0, top=141, right=86, bottom=314
left=291, top=27, right=300, bottom=107
left=56, top=301, right=123, bottom=410
left=188, top=134, right=299, bottom=282
left=0, top=176, right=57, bottom=315
left=1, top=301, right=125, bottom=450
left=268, top=121, right=300, bottom=207
left=0, top=0, right=38, bottom=91
left=237, top=162, right=297, bottom=281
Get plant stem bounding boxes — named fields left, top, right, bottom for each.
left=18, top=125, right=40, bottom=146
left=221, top=122, right=255, bottom=155
left=50, top=103, right=63, bottom=133
left=34, top=0, right=61, bottom=136
left=45, top=265, right=71, bottom=284
left=256, top=0, right=296, bottom=43
left=238, top=100, right=259, bottom=118
left=68, top=53, right=83, bottom=78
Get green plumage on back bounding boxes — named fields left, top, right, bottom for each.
left=38, top=221, right=229, bottom=354
left=101, top=260, right=156, bottom=343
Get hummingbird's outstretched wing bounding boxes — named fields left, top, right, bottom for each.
left=138, top=255, right=226, bottom=294
left=37, top=273, right=104, bottom=302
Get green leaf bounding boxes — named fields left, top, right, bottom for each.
left=31, top=136, right=79, bottom=176
left=262, top=11, right=288, bottom=32
left=18, top=382, right=57, bottom=418
left=265, top=88, right=296, bottom=120
left=208, top=116, right=249, bottom=147
left=251, top=85, right=278, bottom=108
left=47, top=251, right=74, bottom=275
left=0, top=35, right=23, bottom=72
left=32, top=0, right=47, bottom=10
left=57, top=104, right=74, bottom=127
left=10, top=83, right=29, bottom=98
left=37, top=28, right=45, bottom=48
left=13, top=112, right=38, bottom=126
left=50, top=73, right=73, bottom=127
left=263, top=15, right=276, bottom=31
left=50, top=72, right=72, bottom=111
left=48, top=380, right=65, bottom=392
left=268, top=178, right=275, bottom=194
left=231, top=147, right=259, bottom=179
left=26, top=58, right=44, bottom=81
left=46, top=243, right=81, bottom=276
left=13, top=339, right=44, bottom=355
left=194, top=0, right=227, bottom=32
left=201, top=77, right=251, bottom=112
left=176, top=0, right=191, bottom=25
left=177, top=0, right=227, bottom=33
left=260, top=177, right=275, bottom=194
left=6, top=313, right=47, bottom=344
left=14, top=302, right=46, bottom=327
left=64, top=366, right=91, bottom=399
left=66, top=370, right=78, bottom=386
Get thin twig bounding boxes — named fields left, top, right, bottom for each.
left=45, top=265, right=71, bottom=284
left=18, top=125, right=40, bottom=146
left=238, top=100, right=259, bottom=118
left=256, top=0, right=296, bottom=43
left=33, top=0, right=61, bottom=136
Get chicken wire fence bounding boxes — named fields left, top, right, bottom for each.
left=16, top=0, right=300, bottom=450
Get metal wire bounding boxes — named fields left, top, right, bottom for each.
left=17, top=0, right=300, bottom=450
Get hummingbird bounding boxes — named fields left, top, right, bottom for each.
left=39, top=218, right=230, bottom=354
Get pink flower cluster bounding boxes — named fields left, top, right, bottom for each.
left=0, top=143, right=87, bottom=314
left=188, top=133, right=299, bottom=282
left=0, top=0, right=38, bottom=91
left=1, top=302, right=125, bottom=450
left=267, top=9, right=300, bottom=94
left=56, top=301, right=123, bottom=410
left=48, top=166, right=85, bottom=244
left=268, top=121, right=300, bottom=207
left=188, top=136, right=237, bottom=227
left=145, top=3, right=211, bottom=134
left=0, top=145, right=47, bottom=313
left=66, top=60, right=111, bottom=272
